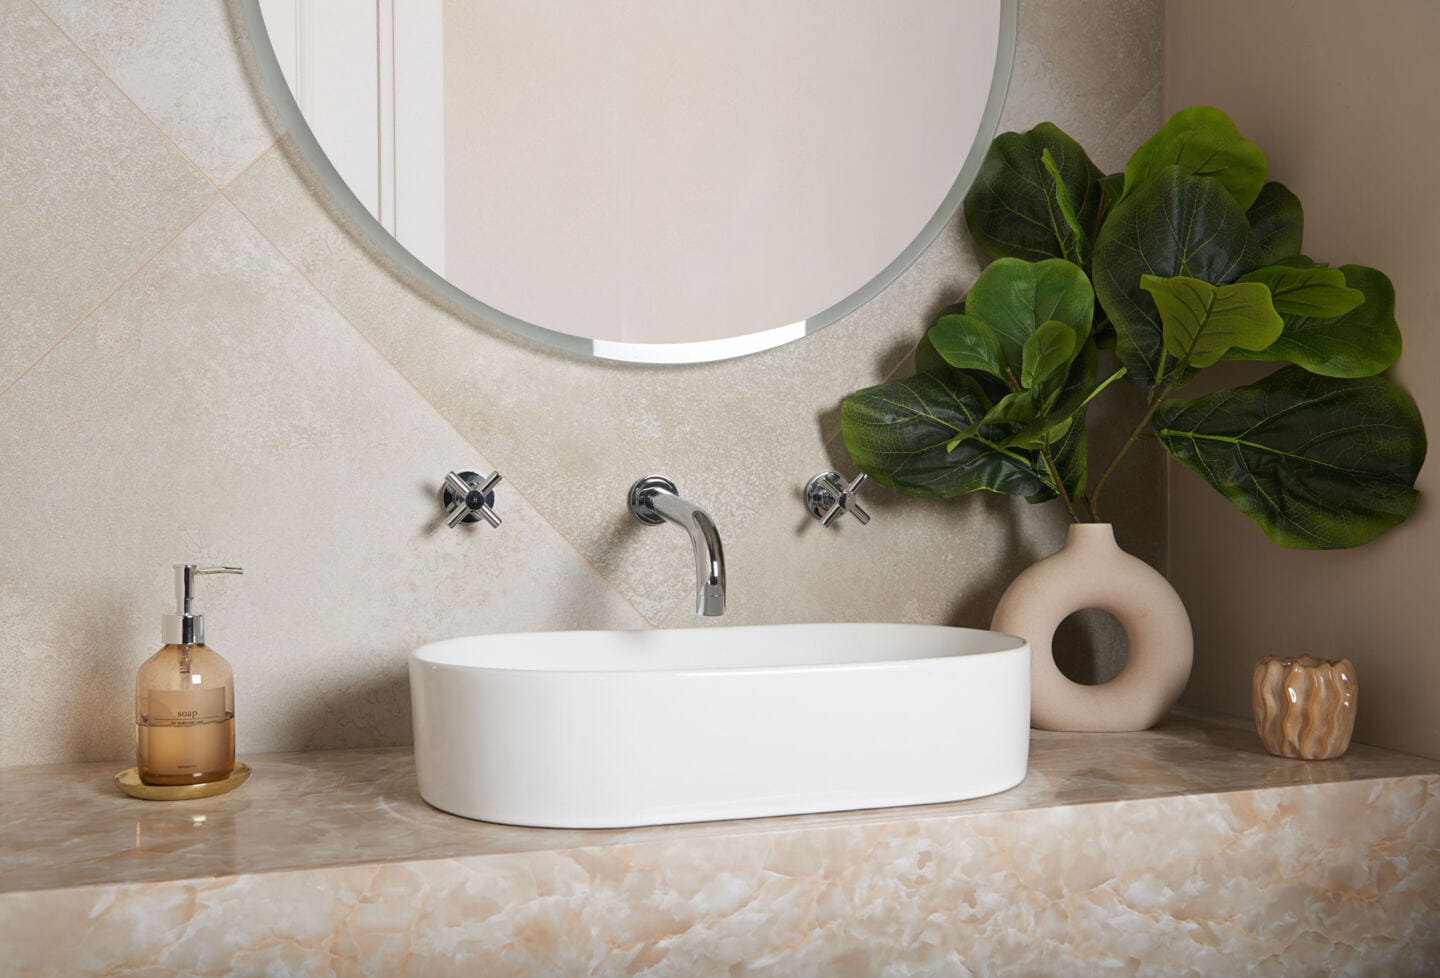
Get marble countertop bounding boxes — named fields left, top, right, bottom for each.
left=3, top=710, right=1437, bottom=896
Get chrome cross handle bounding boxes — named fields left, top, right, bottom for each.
left=441, top=470, right=503, bottom=528
left=806, top=470, right=871, bottom=527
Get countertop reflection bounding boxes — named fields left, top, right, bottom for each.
left=2, top=709, right=1436, bottom=895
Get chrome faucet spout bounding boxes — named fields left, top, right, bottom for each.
left=629, top=477, right=726, bottom=616
left=648, top=492, right=726, bottom=616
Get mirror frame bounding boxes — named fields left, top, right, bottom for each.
left=239, top=1, right=1017, bottom=364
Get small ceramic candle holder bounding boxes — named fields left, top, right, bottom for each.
left=1252, top=655, right=1357, bottom=760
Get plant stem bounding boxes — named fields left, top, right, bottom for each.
left=1002, top=366, right=1090, bottom=524
left=1040, top=444, right=1085, bottom=524
left=1088, top=376, right=1179, bottom=521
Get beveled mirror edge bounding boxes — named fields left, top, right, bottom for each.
left=237, top=0, right=1017, bottom=365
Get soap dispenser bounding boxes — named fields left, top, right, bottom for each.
left=135, top=564, right=243, bottom=786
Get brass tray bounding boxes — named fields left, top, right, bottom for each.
left=114, top=762, right=250, bottom=801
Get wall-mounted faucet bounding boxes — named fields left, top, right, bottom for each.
left=629, top=476, right=725, bottom=616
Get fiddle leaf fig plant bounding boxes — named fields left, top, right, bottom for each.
left=841, top=105, right=1427, bottom=548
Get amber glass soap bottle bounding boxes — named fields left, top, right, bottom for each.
left=135, top=564, right=243, bottom=786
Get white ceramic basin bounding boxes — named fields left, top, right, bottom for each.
left=409, top=623, right=1030, bottom=828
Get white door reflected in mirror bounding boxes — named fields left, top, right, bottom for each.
left=251, top=1, right=1013, bottom=362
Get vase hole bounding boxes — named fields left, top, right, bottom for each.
left=1053, top=609, right=1128, bottom=686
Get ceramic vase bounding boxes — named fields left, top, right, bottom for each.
left=1252, top=655, right=1357, bottom=759
left=991, top=523, right=1192, bottom=731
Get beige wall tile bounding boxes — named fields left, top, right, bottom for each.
left=1092, top=81, right=1163, bottom=175
left=0, top=201, right=643, bottom=766
left=33, top=0, right=280, bottom=185
left=0, top=0, right=214, bottom=391
left=1000, top=0, right=1164, bottom=162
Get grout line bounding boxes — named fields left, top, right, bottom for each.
left=221, top=135, right=283, bottom=190
left=216, top=188, right=659, bottom=629
left=0, top=197, right=219, bottom=405
left=27, top=0, right=254, bottom=196
left=2, top=1, right=237, bottom=405
left=1093, top=80, right=1163, bottom=165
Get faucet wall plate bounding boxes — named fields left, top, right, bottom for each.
left=628, top=475, right=679, bottom=525
left=441, top=470, right=502, bottom=527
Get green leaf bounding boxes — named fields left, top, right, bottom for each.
left=1093, top=166, right=1260, bottom=386
left=985, top=390, right=1040, bottom=425
left=949, top=391, right=1042, bottom=452
left=928, top=313, right=1008, bottom=379
left=944, top=390, right=1046, bottom=451
left=1154, top=367, right=1426, bottom=549
left=841, top=372, right=1049, bottom=499
left=1227, top=265, right=1402, bottom=378
left=1087, top=174, right=1125, bottom=347
left=1021, top=320, right=1077, bottom=389
left=913, top=316, right=957, bottom=377
left=1006, top=339, right=1099, bottom=453
left=1041, top=148, right=1087, bottom=265
left=914, top=329, right=1014, bottom=415
left=1247, top=182, right=1304, bottom=265
left=1140, top=275, right=1283, bottom=369
left=1006, top=415, right=1073, bottom=451
left=1239, top=264, right=1364, bottom=318
left=963, top=123, right=1104, bottom=264
left=964, top=257, right=1094, bottom=370
left=1122, top=105, right=1268, bottom=210
left=1096, top=172, right=1125, bottom=231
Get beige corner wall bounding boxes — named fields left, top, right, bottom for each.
left=1165, top=1, right=1439, bottom=758
left=0, top=0, right=1164, bottom=767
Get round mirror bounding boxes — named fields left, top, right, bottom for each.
left=243, top=1, right=1014, bottom=363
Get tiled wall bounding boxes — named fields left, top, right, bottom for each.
left=0, top=0, right=1165, bottom=766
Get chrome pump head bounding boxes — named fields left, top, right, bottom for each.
left=161, top=564, right=243, bottom=645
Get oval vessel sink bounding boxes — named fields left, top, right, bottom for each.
left=410, top=623, right=1030, bottom=828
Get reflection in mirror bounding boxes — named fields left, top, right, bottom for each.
left=249, top=1, right=1014, bottom=361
